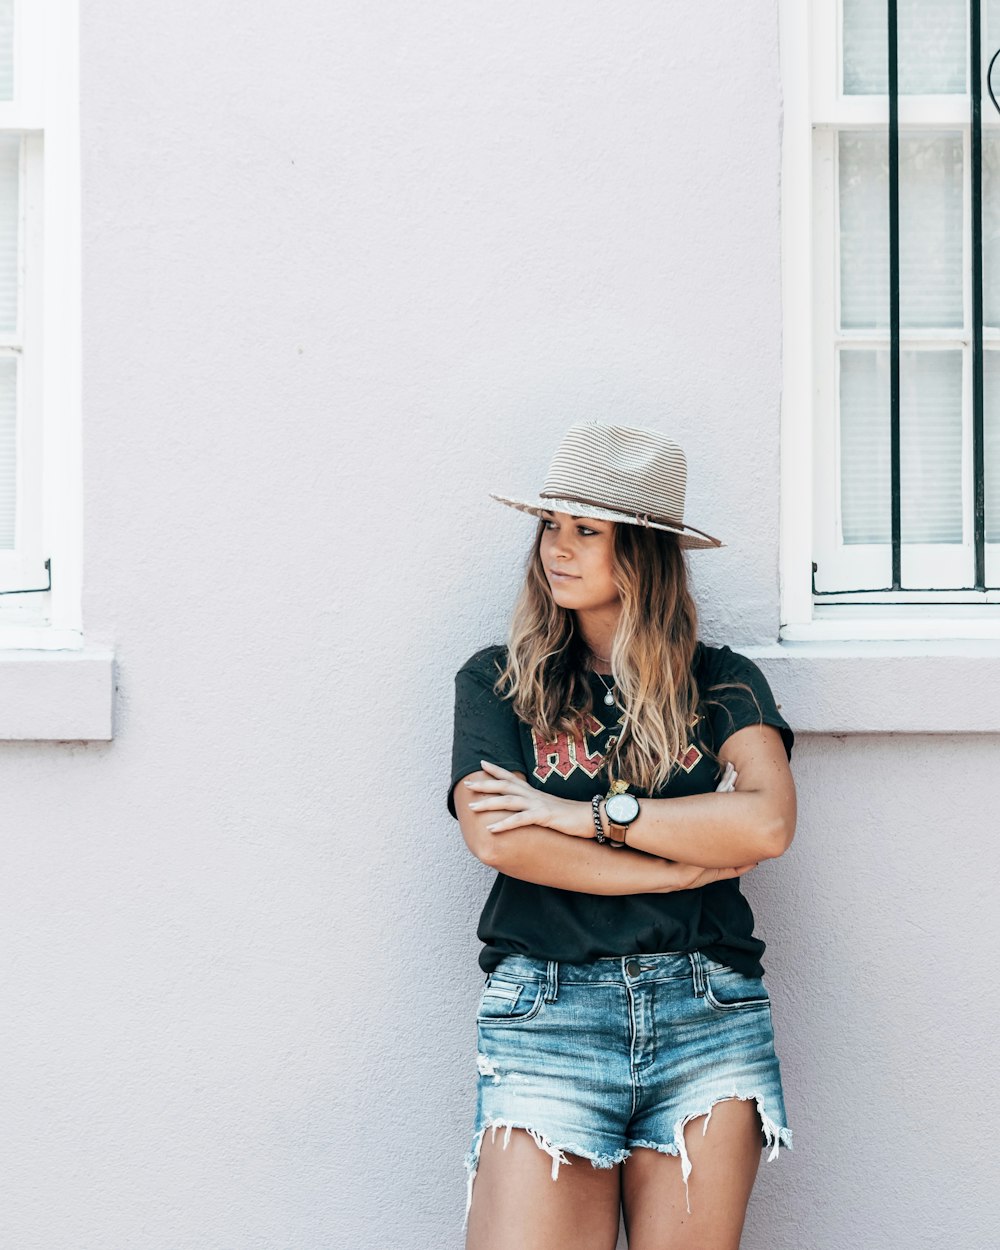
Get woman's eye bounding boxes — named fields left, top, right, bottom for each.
left=542, top=520, right=598, bottom=536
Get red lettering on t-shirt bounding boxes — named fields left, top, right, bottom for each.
left=572, top=713, right=606, bottom=778
left=530, top=731, right=575, bottom=782
left=530, top=712, right=608, bottom=783
left=677, top=742, right=704, bottom=773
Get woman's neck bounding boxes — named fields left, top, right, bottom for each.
left=575, top=609, right=619, bottom=673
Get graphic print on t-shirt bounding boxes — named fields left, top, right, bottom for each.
left=530, top=711, right=612, bottom=781
left=529, top=712, right=704, bottom=783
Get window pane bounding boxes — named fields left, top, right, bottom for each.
left=0, top=134, right=17, bottom=335
left=840, top=350, right=891, bottom=544
left=0, top=1, right=11, bottom=103
left=983, top=131, right=1000, bottom=328
left=900, top=133, right=964, bottom=328
left=982, top=0, right=1000, bottom=98
left=901, top=350, right=963, bottom=543
left=839, top=132, right=963, bottom=330
left=0, top=354, right=15, bottom=549
left=839, top=349, right=963, bottom=545
left=844, top=0, right=967, bottom=95
left=986, top=351, right=1000, bottom=543
left=840, top=133, right=889, bottom=330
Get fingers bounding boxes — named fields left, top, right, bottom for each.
left=468, top=796, right=529, bottom=812
left=485, top=813, right=533, bottom=832
left=479, top=760, right=513, bottom=775
left=714, top=863, right=759, bottom=881
left=664, top=862, right=759, bottom=892
left=464, top=777, right=520, bottom=794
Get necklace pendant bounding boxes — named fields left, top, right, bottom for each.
left=604, top=690, right=615, bottom=706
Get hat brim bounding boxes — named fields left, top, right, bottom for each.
left=489, top=493, right=724, bottom=550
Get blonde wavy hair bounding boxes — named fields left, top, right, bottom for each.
left=493, top=519, right=761, bottom=794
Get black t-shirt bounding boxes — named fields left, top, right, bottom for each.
left=447, top=641, right=794, bottom=977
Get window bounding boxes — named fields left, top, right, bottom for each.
left=780, top=0, right=1000, bottom=639
left=0, top=0, right=81, bottom=650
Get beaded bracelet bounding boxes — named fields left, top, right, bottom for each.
left=590, top=793, right=608, bottom=843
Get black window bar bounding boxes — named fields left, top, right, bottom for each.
left=814, top=0, right=1000, bottom=598
left=973, top=0, right=987, bottom=592
left=889, top=0, right=902, bottom=591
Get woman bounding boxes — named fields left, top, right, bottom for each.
left=447, top=423, right=797, bottom=1250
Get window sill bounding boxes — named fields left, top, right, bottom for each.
left=744, top=639, right=1000, bottom=734
left=783, top=609, right=1000, bottom=642
left=0, top=646, right=115, bottom=740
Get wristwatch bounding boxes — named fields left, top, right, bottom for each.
left=604, top=780, right=640, bottom=846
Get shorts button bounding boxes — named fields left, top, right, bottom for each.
left=625, top=959, right=641, bottom=978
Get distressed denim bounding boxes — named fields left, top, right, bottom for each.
left=465, top=949, right=791, bottom=1224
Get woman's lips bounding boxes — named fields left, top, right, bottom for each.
left=549, top=570, right=580, bottom=581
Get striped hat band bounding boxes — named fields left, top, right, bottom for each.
left=490, top=422, right=723, bottom=550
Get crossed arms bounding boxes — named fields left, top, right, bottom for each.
left=452, top=722, right=796, bottom=896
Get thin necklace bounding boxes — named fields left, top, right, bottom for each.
left=594, top=670, right=617, bottom=707
left=588, top=652, right=617, bottom=707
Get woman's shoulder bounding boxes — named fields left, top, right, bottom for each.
left=452, top=643, right=519, bottom=731
left=695, top=641, right=780, bottom=704
left=693, top=639, right=793, bottom=758
left=695, top=639, right=754, bottom=682
left=456, top=642, right=510, bottom=680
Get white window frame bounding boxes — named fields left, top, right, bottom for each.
left=780, top=0, right=1000, bottom=640
left=0, top=0, right=82, bottom=650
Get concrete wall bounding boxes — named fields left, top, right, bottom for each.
left=1, top=2, right=995, bottom=1247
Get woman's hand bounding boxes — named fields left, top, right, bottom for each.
left=464, top=760, right=594, bottom=839
left=649, top=861, right=758, bottom=893
left=464, top=762, right=761, bottom=889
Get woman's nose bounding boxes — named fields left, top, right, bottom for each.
left=550, top=535, right=573, bottom=558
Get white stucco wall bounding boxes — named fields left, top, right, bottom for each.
left=1, top=2, right=996, bottom=1247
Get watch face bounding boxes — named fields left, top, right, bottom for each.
left=605, top=792, right=640, bottom=825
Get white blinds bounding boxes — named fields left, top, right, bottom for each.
left=0, top=1, right=11, bottom=103
left=839, top=351, right=891, bottom=545
left=0, top=133, right=16, bottom=551
left=817, top=2, right=1000, bottom=589
left=0, top=134, right=18, bottom=334
left=836, top=128, right=967, bottom=546
left=839, top=131, right=964, bottom=331
left=983, top=133, right=1000, bottom=327
left=843, top=0, right=968, bottom=94
left=0, top=355, right=14, bottom=548
left=987, top=354, right=1000, bottom=542
left=840, top=350, right=964, bottom=546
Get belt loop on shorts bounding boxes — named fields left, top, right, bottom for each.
left=688, top=950, right=706, bottom=998
left=544, top=960, right=559, bottom=1003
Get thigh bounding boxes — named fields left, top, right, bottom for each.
left=621, top=1098, right=762, bottom=1250
left=464, top=958, right=632, bottom=1249
left=620, top=951, right=792, bottom=1246
left=466, top=1130, right=621, bottom=1250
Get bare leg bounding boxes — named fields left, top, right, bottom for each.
left=621, top=1098, right=763, bottom=1250
left=466, top=1128, right=621, bottom=1250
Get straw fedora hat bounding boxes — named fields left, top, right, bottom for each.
left=490, top=422, right=724, bottom=550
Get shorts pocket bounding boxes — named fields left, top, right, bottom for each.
left=703, top=963, right=771, bottom=1012
left=477, top=974, right=545, bottom=1025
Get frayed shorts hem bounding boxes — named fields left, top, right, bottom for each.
left=463, top=1094, right=793, bottom=1227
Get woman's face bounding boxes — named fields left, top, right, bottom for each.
left=538, top=511, right=620, bottom=613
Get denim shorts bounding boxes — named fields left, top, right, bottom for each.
left=465, top=949, right=792, bottom=1224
